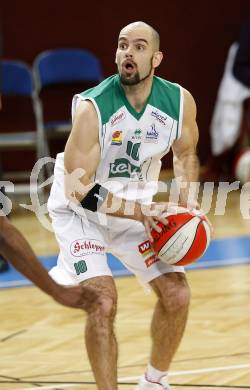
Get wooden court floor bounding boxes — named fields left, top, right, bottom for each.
left=0, top=190, right=250, bottom=389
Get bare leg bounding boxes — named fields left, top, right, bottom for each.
left=149, top=273, right=190, bottom=370
left=81, top=276, right=118, bottom=390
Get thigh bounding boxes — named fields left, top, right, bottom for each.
left=49, top=208, right=112, bottom=286
left=110, top=219, right=185, bottom=285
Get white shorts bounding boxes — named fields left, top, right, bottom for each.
left=47, top=154, right=184, bottom=286
left=48, top=208, right=185, bottom=286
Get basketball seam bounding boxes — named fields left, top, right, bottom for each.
left=157, top=216, right=198, bottom=254
left=177, top=219, right=206, bottom=264
left=160, top=233, right=188, bottom=257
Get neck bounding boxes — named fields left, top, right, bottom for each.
left=121, top=75, right=154, bottom=113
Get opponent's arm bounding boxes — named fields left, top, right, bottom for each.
left=171, top=89, right=200, bottom=208
left=64, top=101, right=167, bottom=232
left=0, top=215, right=96, bottom=309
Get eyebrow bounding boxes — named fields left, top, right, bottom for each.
left=118, top=37, right=149, bottom=45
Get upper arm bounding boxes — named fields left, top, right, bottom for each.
left=64, top=100, right=101, bottom=184
left=172, top=88, right=199, bottom=159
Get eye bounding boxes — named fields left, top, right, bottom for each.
left=136, top=44, right=145, bottom=51
left=119, top=42, right=127, bottom=50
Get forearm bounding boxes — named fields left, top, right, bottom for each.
left=65, top=171, right=145, bottom=222
left=173, top=153, right=200, bottom=206
left=98, top=191, right=144, bottom=221
left=0, top=219, right=60, bottom=297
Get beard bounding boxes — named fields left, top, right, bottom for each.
left=120, top=57, right=153, bottom=86
left=120, top=71, right=140, bottom=86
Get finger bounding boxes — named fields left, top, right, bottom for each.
left=149, top=217, right=162, bottom=233
left=164, top=204, right=180, bottom=214
left=154, top=216, right=168, bottom=226
left=144, top=219, right=154, bottom=243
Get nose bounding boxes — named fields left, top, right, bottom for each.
left=125, top=46, right=133, bottom=57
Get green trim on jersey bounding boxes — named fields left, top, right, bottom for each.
left=79, top=74, right=181, bottom=125
left=151, top=77, right=181, bottom=140
left=115, top=77, right=153, bottom=120
left=150, top=77, right=180, bottom=120
left=79, top=75, right=123, bottom=125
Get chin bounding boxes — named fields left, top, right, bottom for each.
left=120, top=73, right=140, bottom=86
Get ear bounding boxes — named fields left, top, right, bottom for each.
left=115, top=50, right=118, bottom=64
left=152, top=51, right=163, bottom=69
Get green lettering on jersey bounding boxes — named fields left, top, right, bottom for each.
left=109, top=158, right=141, bottom=178
left=126, top=141, right=141, bottom=161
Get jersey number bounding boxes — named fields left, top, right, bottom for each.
left=126, top=141, right=141, bottom=161
left=74, top=260, right=87, bottom=275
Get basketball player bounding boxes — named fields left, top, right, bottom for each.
left=48, top=22, right=200, bottom=389
left=0, top=213, right=96, bottom=309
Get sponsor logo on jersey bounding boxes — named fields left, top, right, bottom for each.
left=132, top=128, right=142, bottom=140
left=151, top=110, right=168, bottom=126
left=71, top=239, right=105, bottom=257
left=110, top=110, right=126, bottom=127
left=109, top=158, right=141, bottom=178
left=111, top=130, right=123, bottom=145
left=138, top=240, right=154, bottom=257
left=145, top=254, right=160, bottom=268
left=145, top=124, right=159, bottom=143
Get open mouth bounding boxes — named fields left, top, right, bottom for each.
left=122, top=60, right=136, bottom=74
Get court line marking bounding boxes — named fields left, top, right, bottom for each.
left=1, top=257, right=250, bottom=289
left=1, top=329, right=27, bottom=342
left=13, top=363, right=250, bottom=390
left=119, top=363, right=250, bottom=381
left=18, top=385, right=80, bottom=390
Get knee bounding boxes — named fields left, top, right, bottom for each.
left=88, top=294, right=117, bottom=321
left=156, top=275, right=190, bottom=314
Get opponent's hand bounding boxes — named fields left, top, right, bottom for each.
left=53, top=284, right=97, bottom=310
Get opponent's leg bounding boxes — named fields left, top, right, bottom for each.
left=82, top=275, right=118, bottom=390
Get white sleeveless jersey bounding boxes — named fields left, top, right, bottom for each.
left=70, top=74, right=183, bottom=203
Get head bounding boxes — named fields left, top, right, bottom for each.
left=115, top=21, right=163, bottom=86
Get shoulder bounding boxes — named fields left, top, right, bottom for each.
left=182, top=88, right=197, bottom=119
left=78, top=74, right=122, bottom=125
left=153, top=76, right=182, bottom=94
left=152, top=76, right=184, bottom=107
left=74, top=99, right=97, bottom=121
left=154, top=77, right=195, bottom=107
left=151, top=76, right=184, bottom=121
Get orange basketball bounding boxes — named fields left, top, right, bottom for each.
left=151, top=208, right=211, bottom=266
